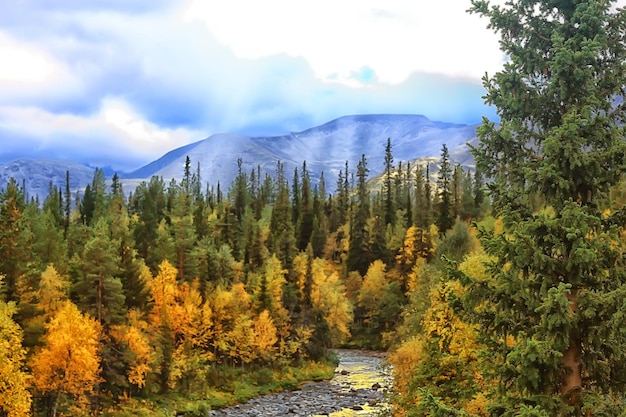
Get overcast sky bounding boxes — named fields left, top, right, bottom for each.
left=0, top=0, right=505, bottom=171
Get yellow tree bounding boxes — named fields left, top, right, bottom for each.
left=31, top=300, right=101, bottom=417
left=395, top=225, right=434, bottom=290
left=390, top=252, right=493, bottom=416
left=148, top=260, right=214, bottom=391
left=0, top=299, right=31, bottom=417
left=254, top=254, right=291, bottom=341
left=227, top=314, right=256, bottom=368
left=110, top=309, right=155, bottom=393
left=253, top=309, right=278, bottom=363
left=209, top=283, right=251, bottom=362
left=310, top=258, right=353, bottom=346
left=169, top=280, right=213, bottom=391
left=357, top=260, right=404, bottom=348
left=37, top=264, right=70, bottom=318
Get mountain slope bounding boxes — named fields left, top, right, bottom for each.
left=126, top=114, right=478, bottom=192
left=0, top=159, right=95, bottom=202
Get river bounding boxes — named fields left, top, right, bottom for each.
left=206, top=349, right=392, bottom=417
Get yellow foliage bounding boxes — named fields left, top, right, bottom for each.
left=253, top=310, right=278, bottom=361
left=465, top=393, right=488, bottom=416
left=310, top=258, right=353, bottom=345
left=396, top=226, right=435, bottom=269
left=358, top=260, right=387, bottom=307
left=227, top=314, right=256, bottom=365
left=263, top=254, right=288, bottom=313
left=406, top=257, right=427, bottom=295
left=493, top=217, right=504, bottom=235
left=0, top=301, right=32, bottom=417
left=388, top=336, right=424, bottom=395
left=111, top=310, right=154, bottom=389
left=38, top=264, right=69, bottom=317
left=148, top=260, right=178, bottom=329
left=31, top=300, right=101, bottom=402
left=148, top=262, right=215, bottom=388
left=292, top=252, right=308, bottom=302
left=458, top=252, right=494, bottom=283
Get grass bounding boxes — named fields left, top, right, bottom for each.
left=103, top=360, right=336, bottom=417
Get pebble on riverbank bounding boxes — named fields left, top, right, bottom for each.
left=204, top=350, right=391, bottom=417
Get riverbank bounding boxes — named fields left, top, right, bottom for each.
left=105, top=360, right=336, bottom=416
left=207, top=350, right=391, bottom=417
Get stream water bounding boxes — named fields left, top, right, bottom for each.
left=206, top=349, right=392, bottom=417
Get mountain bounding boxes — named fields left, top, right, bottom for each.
left=0, top=159, right=95, bottom=203
left=0, top=114, right=479, bottom=200
left=125, top=114, right=479, bottom=193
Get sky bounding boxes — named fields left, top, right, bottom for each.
left=0, top=0, right=505, bottom=172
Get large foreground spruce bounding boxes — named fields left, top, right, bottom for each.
left=466, top=0, right=626, bottom=415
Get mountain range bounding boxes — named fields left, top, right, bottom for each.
left=0, top=114, right=479, bottom=202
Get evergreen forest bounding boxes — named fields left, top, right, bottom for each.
left=0, top=134, right=488, bottom=415
left=3, top=1, right=626, bottom=416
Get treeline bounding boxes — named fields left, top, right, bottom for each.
left=0, top=139, right=488, bottom=416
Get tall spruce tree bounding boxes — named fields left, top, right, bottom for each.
left=436, top=144, right=454, bottom=235
left=383, top=137, right=396, bottom=226
left=463, top=1, right=626, bottom=415
left=297, top=162, right=314, bottom=251
left=347, top=154, right=371, bottom=275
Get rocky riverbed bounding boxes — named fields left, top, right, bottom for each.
left=206, top=349, right=392, bottom=417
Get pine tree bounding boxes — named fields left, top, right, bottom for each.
left=383, top=137, right=396, bottom=226
left=347, top=155, right=371, bottom=275
left=297, top=161, right=314, bottom=251
left=269, top=162, right=296, bottom=273
left=0, top=179, right=29, bottom=302
left=436, top=144, right=454, bottom=235
left=462, top=0, right=626, bottom=414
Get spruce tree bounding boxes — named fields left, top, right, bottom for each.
left=463, top=1, right=626, bottom=414
left=297, top=162, right=314, bottom=251
left=436, top=144, right=454, bottom=235
left=347, top=155, right=371, bottom=275
left=383, top=137, right=396, bottom=226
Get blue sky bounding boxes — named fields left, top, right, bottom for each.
left=0, top=0, right=505, bottom=172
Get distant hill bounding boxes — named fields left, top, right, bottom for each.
left=0, top=114, right=479, bottom=200
left=124, top=114, right=479, bottom=193
left=0, top=159, right=95, bottom=203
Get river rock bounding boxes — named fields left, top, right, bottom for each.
left=206, top=349, right=391, bottom=417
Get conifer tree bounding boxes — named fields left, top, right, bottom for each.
left=383, top=137, right=396, bottom=226
left=347, top=155, right=371, bottom=275
left=0, top=179, right=29, bottom=302
left=64, top=170, right=71, bottom=234
left=462, top=1, right=626, bottom=414
left=269, top=162, right=296, bottom=272
left=436, top=144, right=454, bottom=235
left=297, top=162, right=314, bottom=251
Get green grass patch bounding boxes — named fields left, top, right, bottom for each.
left=103, top=360, right=336, bottom=416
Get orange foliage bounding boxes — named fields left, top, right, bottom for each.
left=31, top=301, right=101, bottom=414
left=0, top=300, right=32, bottom=417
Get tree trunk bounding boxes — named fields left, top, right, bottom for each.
left=561, top=291, right=581, bottom=407
left=51, top=390, right=61, bottom=417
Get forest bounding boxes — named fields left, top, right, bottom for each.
left=0, top=133, right=487, bottom=416
left=4, top=0, right=626, bottom=416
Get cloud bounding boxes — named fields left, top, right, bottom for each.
left=0, top=0, right=501, bottom=170
left=185, top=0, right=504, bottom=84
left=0, top=101, right=204, bottom=171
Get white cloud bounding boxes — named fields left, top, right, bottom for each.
left=0, top=100, right=204, bottom=169
left=184, top=0, right=504, bottom=85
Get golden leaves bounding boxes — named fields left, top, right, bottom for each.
left=31, top=301, right=101, bottom=401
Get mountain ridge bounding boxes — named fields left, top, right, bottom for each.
left=0, top=114, right=479, bottom=200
